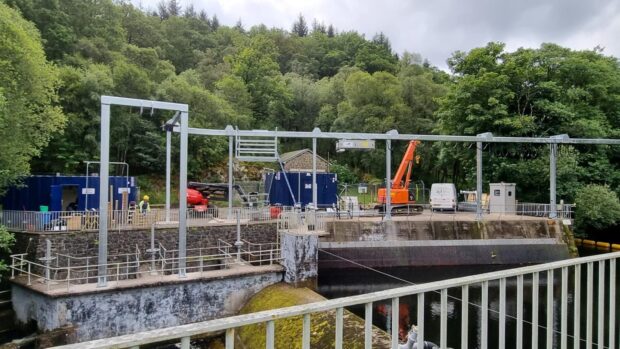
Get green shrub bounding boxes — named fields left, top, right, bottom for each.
left=574, top=184, right=620, bottom=233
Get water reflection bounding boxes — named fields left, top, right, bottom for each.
left=317, top=253, right=619, bottom=348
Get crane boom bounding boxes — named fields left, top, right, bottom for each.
left=392, top=140, right=420, bottom=189
left=376, top=140, right=423, bottom=214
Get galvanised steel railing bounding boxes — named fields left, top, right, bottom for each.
left=277, top=210, right=327, bottom=233
left=10, top=241, right=281, bottom=292
left=52, top=252, right=619, bottom=349
left=0, top=203, right=572, bottom=233
left=0, top=207, right=291, bottom=232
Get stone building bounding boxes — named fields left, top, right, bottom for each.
left=279, top=149, right=328, bottom=172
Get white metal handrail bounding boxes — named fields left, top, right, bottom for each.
left=0, top=207, right=292, bottom=232
left=10, top=241, right=281, bottom=292
left=53, top=251, right=620, bottom=349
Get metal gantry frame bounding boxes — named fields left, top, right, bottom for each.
left=99, top=96, right=189, bottom=287
left=171, top=125, right=620, bottom=223
left=98, top=95, right=620, bottom=287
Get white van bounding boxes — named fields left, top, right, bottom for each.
left=430, top=183, right=457, bottom=212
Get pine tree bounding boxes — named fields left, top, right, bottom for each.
left=292, top=13, right=308, bottom=37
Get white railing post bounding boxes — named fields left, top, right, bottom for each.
left=547, top=269, right=554, bottom=349
left=597, top=260, right=605, bottom=349
left=516, top=274, right=523, bottom=349
left=225, top=328, right=234, bottom=349
left=587, top=262, right=594, bottom=349
left=391, top=297, right=399, bottom=349
left=302, top=314, right=310, bottom=349
left=561, top=267, right=568, bottom=349
left=440, top=289, right=448, bottom=349
left=417, top=293, right=425, bottom=346
left=364, top=302, right=373, bottom=349
left=481, top=280, right=488, bottom=349
left=574, top=264, right=582, bottom=349
left=180, top=336, right=190, bottom=349
left=610, top=259, right=616, bottom=349
left=461, top=285, right=469, bottom=348
left=499, top=278, right=506, bottom=349
left=266, top=320, right=275, bottom=349
left=532, top=272, right=539, bottom=348
left=336, top=307, right=344, bottom=349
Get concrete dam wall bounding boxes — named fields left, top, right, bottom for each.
left=319, top=219, right=574, bottom=268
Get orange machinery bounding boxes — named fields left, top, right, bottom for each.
left=376, top=140, right=424, bottom=213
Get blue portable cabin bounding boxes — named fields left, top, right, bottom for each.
left=265, top=171, right=338, bottom=208
left=1, top=175, right=137, bottom=211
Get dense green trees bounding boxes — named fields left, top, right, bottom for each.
left=2, top=0, right=620, bottom=233
left=0, top=2, right=65, bottom=193
left=435, top=42, right=620, bottom=202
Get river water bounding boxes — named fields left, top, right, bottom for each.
left=317, top=247, right=619, bottom=349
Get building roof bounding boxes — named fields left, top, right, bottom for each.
left=279, top=148, right=327, bottom=164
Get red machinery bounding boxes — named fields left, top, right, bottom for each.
left=376, top=140, right=424, bottom=214
left=187, top=188, right=209, bottom=212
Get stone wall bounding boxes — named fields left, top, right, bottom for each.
left=12, top=269, right=283, bottom=343
left=12, top=223, right=278, bottom=262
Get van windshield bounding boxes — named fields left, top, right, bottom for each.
left=432, top=186, right=452, bottom=195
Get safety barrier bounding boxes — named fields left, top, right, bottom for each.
left=9, top=240, right=281, bottom=293
left=0, top=207, right=296, bottom=233
left=277, top=210, right=327, bottom=233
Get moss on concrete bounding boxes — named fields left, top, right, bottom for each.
left=235, top=283, right=391, bottom=349
left=561, top=222, right=579, bottom=257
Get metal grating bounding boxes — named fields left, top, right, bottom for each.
left=235, top=134, right=278, bottom=162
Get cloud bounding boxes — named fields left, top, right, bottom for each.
left=135, top=0, right=620, bottom=70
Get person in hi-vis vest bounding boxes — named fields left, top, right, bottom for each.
left=139, top=195, right=150, bottom=214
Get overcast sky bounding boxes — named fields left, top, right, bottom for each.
left=136, top=0, right=620, bottom=70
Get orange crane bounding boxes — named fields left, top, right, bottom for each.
left=376, top=140, right=424, bottom=214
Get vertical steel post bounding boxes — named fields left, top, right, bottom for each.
left=312, top=137, right=317, bottom=210
left=228, top=135, right=234, bottom=218
left=385, top=139, right=392, bottom=220
left=550, top=143, right=558, bottom=219
left=165, top=130, right=171, bottom=222
left=364, top=302, right=373, bottom=349
left=97, top=102, right=110, bottom=287
left=178, top=111, right=188, bottom=278
left=476, top=141, right=483, bottom=220
left=235, top=211, right=242, bottom=262
left=85, top=162, right=90, bottom=210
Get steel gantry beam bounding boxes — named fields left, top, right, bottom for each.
left=99, top=96, right=189, bottom=287
left=177, top=127, right=620, bottom=145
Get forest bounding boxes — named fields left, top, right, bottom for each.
left=1, top=0, right=620, bottom=234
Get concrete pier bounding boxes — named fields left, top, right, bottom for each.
left=11, top=265, right=283, bottom=342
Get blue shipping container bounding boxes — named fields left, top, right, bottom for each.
left=265, top=172, right=337, bottom=208
left=1, top=175, right=137, bottom=211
